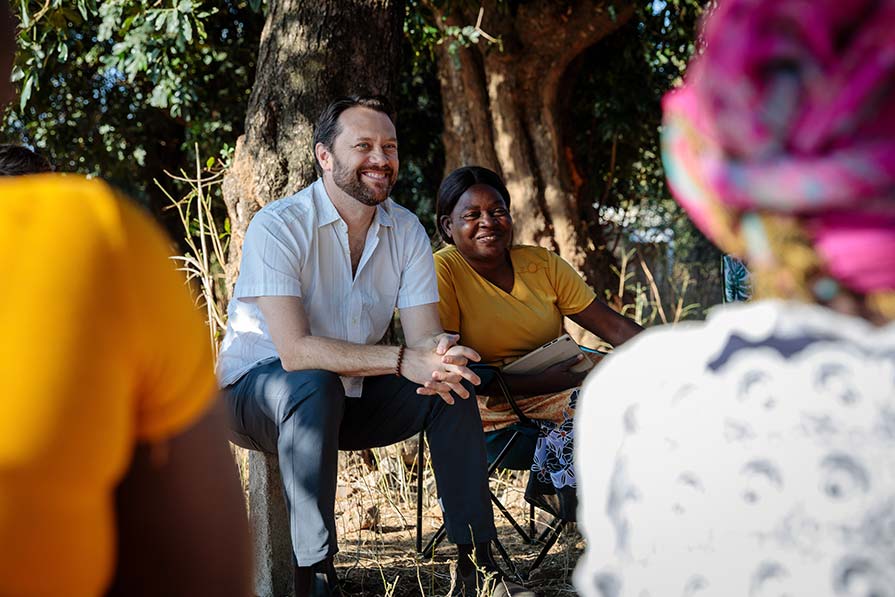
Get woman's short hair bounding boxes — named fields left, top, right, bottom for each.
left=435, top=165, right=511, bottom=244
left=312, top=95, right=395, bottom=175
left=0, top=144, right=53, bottom=176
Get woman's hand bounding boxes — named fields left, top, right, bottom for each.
left=495, top=354, right=588, bottom=398
left=536, top=354, right=589, bottom=394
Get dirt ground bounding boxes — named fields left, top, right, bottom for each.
left=329, top=445, right=583, bottom=597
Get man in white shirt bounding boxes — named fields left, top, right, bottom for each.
left=219, top=96, right=524, bottom=597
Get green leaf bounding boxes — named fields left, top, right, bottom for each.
left=206, top=156, right=215, bottom=169
left=19, top=0, right=30, bottom=28
left=182, top=18, right=193, bottom=42
left=19, top=73, right=34, bottom=112
left=149, top=81, right=171, bottom=109
left=166, top=13, right=180, bottom=37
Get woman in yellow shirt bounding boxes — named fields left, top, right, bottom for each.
left=0, top=7, right=250, bottom=593
left=434, top=165, right=643, bottom=518
left=0, top=173, right=252, bottom=597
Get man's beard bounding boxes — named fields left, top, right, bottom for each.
left=332, top=156, right=396, bottom=207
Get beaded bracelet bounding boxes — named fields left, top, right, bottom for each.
left=395, top=344, right=406, bottom=377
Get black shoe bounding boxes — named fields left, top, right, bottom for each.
left=524, top=475, right=577, bottom=522
left=295, top=557, right=341, bottom=597
left=454, top=564, right=538, bottom=597
left=523, top=475, right=560, bottom=518
left=555, top=485, right=578, bottom=522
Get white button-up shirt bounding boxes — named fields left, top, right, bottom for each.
left=217, top=178, right=439, bottom=396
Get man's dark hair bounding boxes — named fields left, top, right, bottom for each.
left=0, top=144, right=53, bottom=176
left=435, top=165, right=512, bottom=245
left=312, top=95, right=396, bottom=175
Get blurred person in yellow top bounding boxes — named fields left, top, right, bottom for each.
left=0, top=6, right=250, bottom=597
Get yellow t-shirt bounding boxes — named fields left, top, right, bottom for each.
left=0, top=175, right=217, bottom=596
left=435, top=245, right=596, bottom=365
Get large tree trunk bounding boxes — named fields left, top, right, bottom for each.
left=221, top=2, right=404, bottom=595
left=222, top=0, right=404, bottom=291
left=433, top=0, right=634, bottom=340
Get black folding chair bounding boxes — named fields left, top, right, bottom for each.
left=414, top=366, right=569, bottom=580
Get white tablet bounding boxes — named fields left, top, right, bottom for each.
left=501, top=334, right=594, bottom=375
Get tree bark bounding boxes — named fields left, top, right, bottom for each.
left=222, top=0, right=404, bottom=291
left=220, top=3, right=404, bottom=594
left=433, top=1, right=634, bottom=339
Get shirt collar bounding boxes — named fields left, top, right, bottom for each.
left=312, top=177, right=395, bottom=229
left=374, top=201, right=394, bottom=228
left=312, top=178, right=341, bottom=228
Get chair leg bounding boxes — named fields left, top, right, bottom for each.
left=416, top=432, right=449, bottom=556
left=489, top=490, right=531, bottom=544
left=529, top=501, right=535, bottom=542
left=527, top=520, right=565, bottom=576
left=416, top=432, right=424, bottom=553
left=487, top=431, right=521, bottom=475
left=420, top=523, right=447, bottom=556
left=491, top=536, right=521, bottom=582
left=417, top=425, right=540, bottom=558
left=533, top=517, right=560, bottom=545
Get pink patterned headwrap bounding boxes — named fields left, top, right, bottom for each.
left=662, top=0, right=895, bottom=297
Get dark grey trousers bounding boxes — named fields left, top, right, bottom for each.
left=224, top=360, right=496, bottom=566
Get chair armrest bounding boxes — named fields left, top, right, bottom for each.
left=579, top=346, right=609, bottom=356
left=480, top=365, right=536, bottom=428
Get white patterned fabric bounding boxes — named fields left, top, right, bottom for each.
left=574, top=300, right=895, bottom=597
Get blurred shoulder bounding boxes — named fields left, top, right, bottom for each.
left=0, top=173, right=120, bottom=210
left=582, top=299, right=895, bottom=403
left=0, top=173, right=157, bottom=244
left=0, top=171, right=112, bottom=193
left=582, top=311, right=712, bottom=396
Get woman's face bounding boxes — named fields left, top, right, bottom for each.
left=442, top=183, right=513, bottom=262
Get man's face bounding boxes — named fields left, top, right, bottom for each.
left=320, top=106, right=399, bottom=206
left=0, top=5, right=14, bottom=108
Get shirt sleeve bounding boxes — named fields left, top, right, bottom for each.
left=233, top=210, right=304, bottom=300
left=117, top=199, right=217, bottom=442
left=548, top=249, right=597, bottom=315
left=396, top=219, right=440, bottom=309
left=434, top=252, right=461, bottom=333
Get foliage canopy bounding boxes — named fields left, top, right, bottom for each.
left=7, top=0, right=262, bottom=207
left=6, top=0, right=714, bottom=269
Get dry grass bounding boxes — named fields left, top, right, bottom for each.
left=230, top=440, right=582, bottom=595
left=330, top=443, right=583, bottom=597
